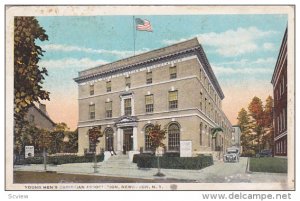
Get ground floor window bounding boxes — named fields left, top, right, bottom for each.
left=105, top=128, right=114, bottom=151
left=168, top=123, right=180, bottom=151
left=144, top=124, right=154, bottom=151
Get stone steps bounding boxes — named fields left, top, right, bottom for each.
left=99, top=155, right=138, bottom=169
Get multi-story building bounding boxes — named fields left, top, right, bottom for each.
left=74, top=38, right=232, bottom=157
left=271, top=28, right=287, bottom=157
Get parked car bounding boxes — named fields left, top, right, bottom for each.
left=223, top=147, right=240, bottom=163
left=256, top=149, right=272, bottom=158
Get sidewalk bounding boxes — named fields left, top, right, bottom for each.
left=14, top=157, right=287, bottom=183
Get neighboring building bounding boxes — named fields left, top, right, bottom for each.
left=231, top=125, right=241, bottom=150
left=271, top=28, right=287, bottom=157
left=74, top=38, right=232, bottom=157
left=25, top=103, right=56, bottom=130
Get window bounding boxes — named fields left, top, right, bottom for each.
left=124, top=98, right=132, bottom=116
left=106, top=81, right=111, bottom=92
left=145, top=124, right=154, bottom=151
left=146, top=72, right=152, bottom=84
left=89, top=132, right=96, bottom=153
left=204, top=98, right=207, bottom=114
left=283, top=108, right=286, bottom=130
left=168, top=123, right=180, bottom=151
left=200, top=92, right=203, bottom=110
left=89, top=84, right=94, bottom=95
left=200, top=123, right=203, bottom=146
left=169, top=90, right=178, bottom=109
left=145, top=94, right=154, bottom=113
left=169, top=66, right=177, bottom=79
left=89, top=104, right=95, bottom=119
left=105, top=128, right=114, bottom=151
left=105, top=101, right=112, bottom=118
left=125, top=76, right=131, bottom=88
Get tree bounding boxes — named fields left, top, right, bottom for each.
left=14, top=17, right=50, bottom=139
left=148, top=124, right=166, bottom=177
left=49, top=122, right=70, bottom=154
left=237, top=108, right=252, bottom=152
left=64, top=129, right=78, bottom=153
left=248, top=97, right=265, bottom=152
left=262, top=96, right=274, bottom=150
left=88, top=126, right=103, bottom=173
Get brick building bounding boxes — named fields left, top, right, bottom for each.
left=271, top=28, right=287, bottom=156
left=74, top=38, right=232, bottom=157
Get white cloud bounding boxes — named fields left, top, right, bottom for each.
left=211, top=57, right=276, bottom=75
left=162, top=27, right=276, bottom=57
left=212, top=65, right=273, bottom=75
left=263, top=42, right=275, bottom=50
left=216, top=57, right=276, bottom=67
left=39, top=58, right=108, bottom=69
left=41, top=44, right=149, bottom=58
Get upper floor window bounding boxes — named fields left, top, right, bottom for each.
left=89, top=104, right=95, bottom=119
left=169, top=90, right=178, bottom=110
left=89, top=84, right=94, bottom=95
left=125, top=76, right=131, bottom=88
left=124, top=98, right=132, bottom=116
left=146, top=72, right=152, bottom=84
left=105, top=101, right=112, bottom=118
left=200, top=92, right=203, bottom=111
left=145, top=94, right=154, bottom=113
left=169, top=66, right=177, bottom=79
left=106, top=81, right=111, bottom=92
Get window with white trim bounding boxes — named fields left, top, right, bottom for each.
left=168, top=123, right=180, bottom=151
left=145, top=94, right=154, bottom=113
left=89, top=104, right=95, bottom=119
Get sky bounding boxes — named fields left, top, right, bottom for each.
left=35, top=15, right=287, bottom=130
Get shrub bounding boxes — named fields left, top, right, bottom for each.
left=15, top=154, right=104, bottom=165
left=241, top=150, right=256, bottom=157
left=136, top=154, right=213, bottom=170
left=249, top=157, right=287, bottom=173
left=163, top=152, right=180, bottom=157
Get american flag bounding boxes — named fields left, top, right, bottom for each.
left=135, top=18, right=153, bottom=32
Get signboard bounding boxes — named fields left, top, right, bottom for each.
left=155, top=146, right=164, bottom=156
left=25, top=146, right=34, bottom=158
left=180, top=141, right=192, bottom=157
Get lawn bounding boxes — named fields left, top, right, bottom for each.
left=249, top=157, right=287, bottom=173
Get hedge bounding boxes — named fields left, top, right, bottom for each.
left=134, top=154, right=213, bottom=170
left=15, top=154, right=104, bottom=165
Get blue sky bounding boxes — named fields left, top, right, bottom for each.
left=35, top=15, right=287, bottom=129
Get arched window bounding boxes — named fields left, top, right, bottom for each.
left=144, top=124, right=154, bottom=151
left=105, top=128, right=114, bottom=151
left=168, top=123, right=180, bottom=151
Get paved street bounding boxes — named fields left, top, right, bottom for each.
left=14, top=157, right=287, bottom=184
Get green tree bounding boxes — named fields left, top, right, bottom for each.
left=237, top=108, right=252, bottom=152
left=64, top=129, right=78, bottom=153
left=49, top=122, right=70, bottom=154
left=14, top=17, right=50, bottom=137
left=88, top=126, right=103, bottom=173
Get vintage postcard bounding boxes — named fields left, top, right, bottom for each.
left=5, top=5, right=295, bottom=191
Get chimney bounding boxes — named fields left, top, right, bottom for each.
left=39, top=103, right=48, bottom=115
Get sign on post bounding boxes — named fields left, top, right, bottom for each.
left=155, top=146, right=164, bottom=156
left=25, top=146, right=34, bottom=158
left=180, top=141, right=192, bottom=157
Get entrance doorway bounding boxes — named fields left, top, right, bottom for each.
left=123, top=127, right=133, bottom=151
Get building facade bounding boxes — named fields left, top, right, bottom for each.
left=271, top=28, right=287, bottom=157
left=74, top=38, right=232, bottom=157
left=25, top=103, right=56, bottom=130
left=231, top=126, right=241, bottom=151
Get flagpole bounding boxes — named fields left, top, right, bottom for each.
left=133, top=16, right=136, bottom=56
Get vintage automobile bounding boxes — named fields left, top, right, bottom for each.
left=223, top=147, right=240, bottom=162
left=256, top=149, right=272, bottom=158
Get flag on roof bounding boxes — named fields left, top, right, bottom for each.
left=135, top=18, right=153, bottom=32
